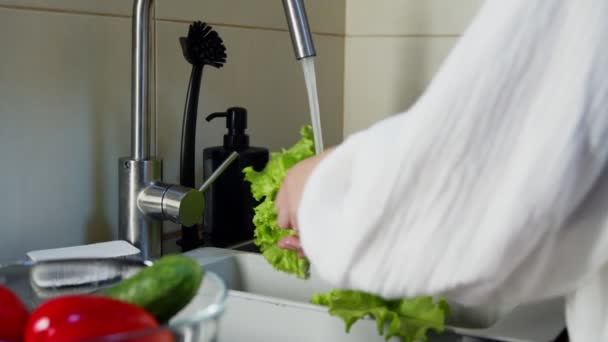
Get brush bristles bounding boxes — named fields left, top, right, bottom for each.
left=182, top=21, right=227, bottom=67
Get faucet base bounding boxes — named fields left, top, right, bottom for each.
left=118, top=158, right=163, bottom=260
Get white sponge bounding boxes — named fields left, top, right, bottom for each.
left=26, top=240, right=141, bottom=261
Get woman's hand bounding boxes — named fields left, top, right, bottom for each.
left=276, top=148, right=334, bottom=257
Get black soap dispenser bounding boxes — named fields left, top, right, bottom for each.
left=202, top=107, right=269, bottom=247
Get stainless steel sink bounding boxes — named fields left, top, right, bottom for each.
left=226, top=240, right=260, bottom=253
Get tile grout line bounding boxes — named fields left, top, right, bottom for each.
left=347, top=33, right=460, bottom=38
left=341, top=0, right=348, bottom=139
left=0, top=5, right=462, bottom=38
left=155, top=17, right=341, bottom=36
left=0, top=4, right=130, bottom=19
left=158, top=18, right=460, bottom=38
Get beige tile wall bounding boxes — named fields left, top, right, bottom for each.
left=157, top=0, right=345, bottom=35
left=0, top=1, right=345, bottom=260
left=0, top=0, right=484, bottom=259
left=342, top=0, right=483, bottom=135
left=346, top=0, right=484, bottom=36
left=0, top=1, right=131, bottom=16
left=0, top=7, right=131, bottom=261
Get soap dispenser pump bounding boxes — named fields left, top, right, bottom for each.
left=202, top=107, right=269, bottom=246
left=206, top=107, right=250, bottom=150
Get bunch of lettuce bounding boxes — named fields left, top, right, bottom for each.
left=243, top=125, right=315, bottom=279
left=312, top=291, right=451, bottom=342
left=243, top=125, right=451, bottom=341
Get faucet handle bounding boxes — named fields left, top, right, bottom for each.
left=136, top=151, right=238, bottom=230
left=199, top=151, right=239, bottom=193
left=161, top=185, right=204, bottom=227
left=138, top=183, right=204, bottom=227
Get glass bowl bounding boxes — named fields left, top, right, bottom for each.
left=0, top=258, right=227, bottom=342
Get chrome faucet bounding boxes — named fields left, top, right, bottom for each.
left=119, top=0, right=317, bottom=260
left=282, top=0, right=316, bottom=59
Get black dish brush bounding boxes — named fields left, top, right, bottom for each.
left=178, top=21, right=227, bottom=252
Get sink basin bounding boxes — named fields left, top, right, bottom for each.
left=226, top=240, right=261, bottom=253
left=185, top=248, right=565, bottom=342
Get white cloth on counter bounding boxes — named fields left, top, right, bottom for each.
left=298, top=0, right=608, bottom=340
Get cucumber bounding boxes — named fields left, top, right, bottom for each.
left=102, top=255, right=203, bottom=323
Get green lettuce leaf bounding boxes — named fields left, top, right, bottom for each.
left=312, top=290, right=450, bottom=342
left=243, top=125, right=315, bottom=279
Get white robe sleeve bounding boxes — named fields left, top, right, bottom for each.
left=298, top=0, right=608, bottom=316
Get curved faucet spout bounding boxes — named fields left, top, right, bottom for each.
left=132, top=0, right=154, bottom=161
left=282, top=0, right=316, bottom=60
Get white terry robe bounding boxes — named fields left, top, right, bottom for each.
left=298, top=0, right=608, bottom=340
